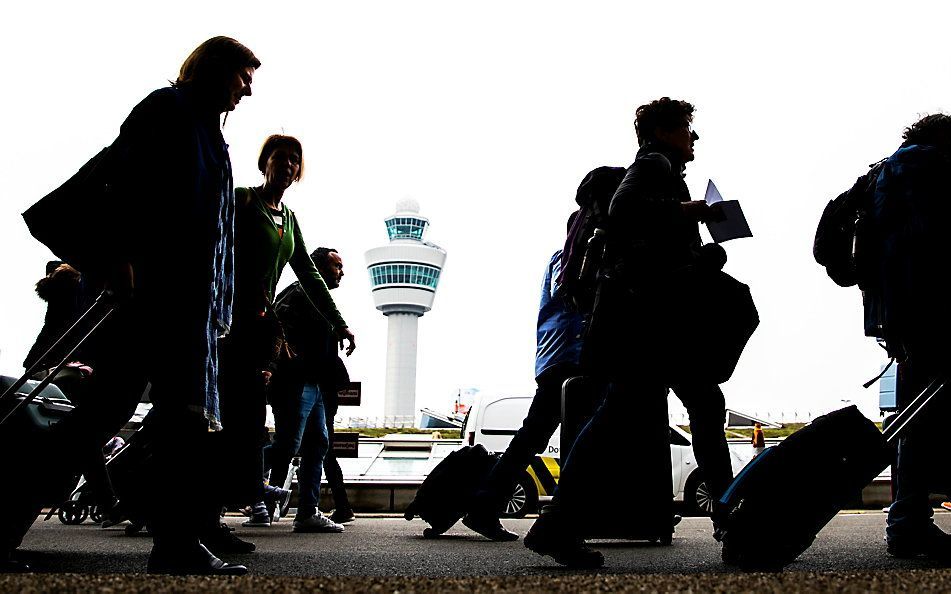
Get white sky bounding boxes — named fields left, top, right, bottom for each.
left=2, top=1, right=948, bottom=423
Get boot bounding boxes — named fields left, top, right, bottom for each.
left=523, top=506, right=603, bottom=569
left=147, top=543, right=247, bottom=575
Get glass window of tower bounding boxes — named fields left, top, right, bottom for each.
left=368, top=263, right=441, bottom=289
left=385, top=217, right=429, bottom=241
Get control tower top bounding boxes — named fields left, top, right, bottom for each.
left=384, top=198, right=430, bottom=243
left=365, top=200, right=446, bottom=317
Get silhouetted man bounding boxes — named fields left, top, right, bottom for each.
left=873, top=114, right=951, bottom=560
left=266, top=247, right=354, bottom=533
left=525, top=97, right=730, bottom=568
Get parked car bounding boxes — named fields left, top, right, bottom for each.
left=461, top=392, right=754, bottom=517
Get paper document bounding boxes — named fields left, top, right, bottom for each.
left=704, top=179, right=724, bottom=204
left=703, top=179, right=753, bottom=243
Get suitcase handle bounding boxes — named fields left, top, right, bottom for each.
left=0, top=301, right=115, bottom=427
left=883, top=376, right=946, bottom=444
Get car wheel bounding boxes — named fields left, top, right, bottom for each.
left=684, top=472, right=715, bottom=516
left=58, top=501, right=89, bottom=525
left=500, top=474, right=538, bottom=518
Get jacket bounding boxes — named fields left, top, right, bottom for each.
left=232, top=188, right=346, bottom=332
left=274, top=281, right=350, bottom=403
left=535, top=250, right=584, bottom=378
left=872, top=143, right=951, bottom=350
left=23, top=85, right=235, bottom=428
left=606, top=143, right=700, bottom=283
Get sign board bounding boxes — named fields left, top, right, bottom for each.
left=337, top=381, right=361, bottom=407
left=332, top=431, right=360, bottom=458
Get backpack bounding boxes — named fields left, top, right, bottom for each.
left=815, top=159, right=890, bottom=340
left=813, top=159, right=886, bottom=289
left=557, top=166, right=627, bottom=311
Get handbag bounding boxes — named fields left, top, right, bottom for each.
left=647, top=267, right=759, bottom=385
left=22, top=147, right=121, bottom=275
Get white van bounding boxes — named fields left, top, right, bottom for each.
left=461, top=392, right=752, bottom=518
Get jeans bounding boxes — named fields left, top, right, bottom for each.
left=265, top=383, right=329, bottom=518
left=471, top=363, right=580, bottom=515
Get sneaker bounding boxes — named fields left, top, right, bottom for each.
left=330, top=508, right=356, bottom=524
left=242, top=502, right=271, bottom=527
left=887, top=524, right=951, bottom=561
left=200, top=523, right=256, bottom=555
left=147, top=543, right=247, bottom=576
left=293, top=512, right=345, bottom=533
left=242, top=512, right=271, bottom=528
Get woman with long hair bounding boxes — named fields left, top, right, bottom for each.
left=13, top=36, right=260, bottom=575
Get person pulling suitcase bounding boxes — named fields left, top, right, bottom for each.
left=859, top=114, right=951, bottom=559
left=525, top=98, right=757, bottom=568
left=811, top=113, right=951, bottom=563
left=7, top=36, right=261, bottom=576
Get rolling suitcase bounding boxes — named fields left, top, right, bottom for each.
left=716, top=377, right=945, bottom=570
left=561, top=376, right=678, bottom=544
left=403, top=444, right=500, bottom=538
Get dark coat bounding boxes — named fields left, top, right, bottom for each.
left=273, top=281, right=350, bottom=404
left=588, top=143, right=749, bottom=384
left=606, top=143, right=700, bottom=281
left=22, top=86, right=235, bottom=426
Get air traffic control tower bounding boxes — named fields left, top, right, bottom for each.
left=365, top=199, right=447, bottom=421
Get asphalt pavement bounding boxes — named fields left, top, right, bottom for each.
left=7, top=511, right=951, bottom=591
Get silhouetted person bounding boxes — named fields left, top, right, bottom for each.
left=873, top=114, right=951, bottom=560
left=20, top=261, right=122, bottom=525
left=525, top=98, right=724, bottom=568
left=463, top=221, right=588, bottom=541
left=23, top=262, right=95, bottom=379
left=465, top=248, right=582, bottom=542
left=12, top=36, right=261, bottom=575
left=751, top=422, right=766, bottom=457
left=263, top=247, right=355, bottom=532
